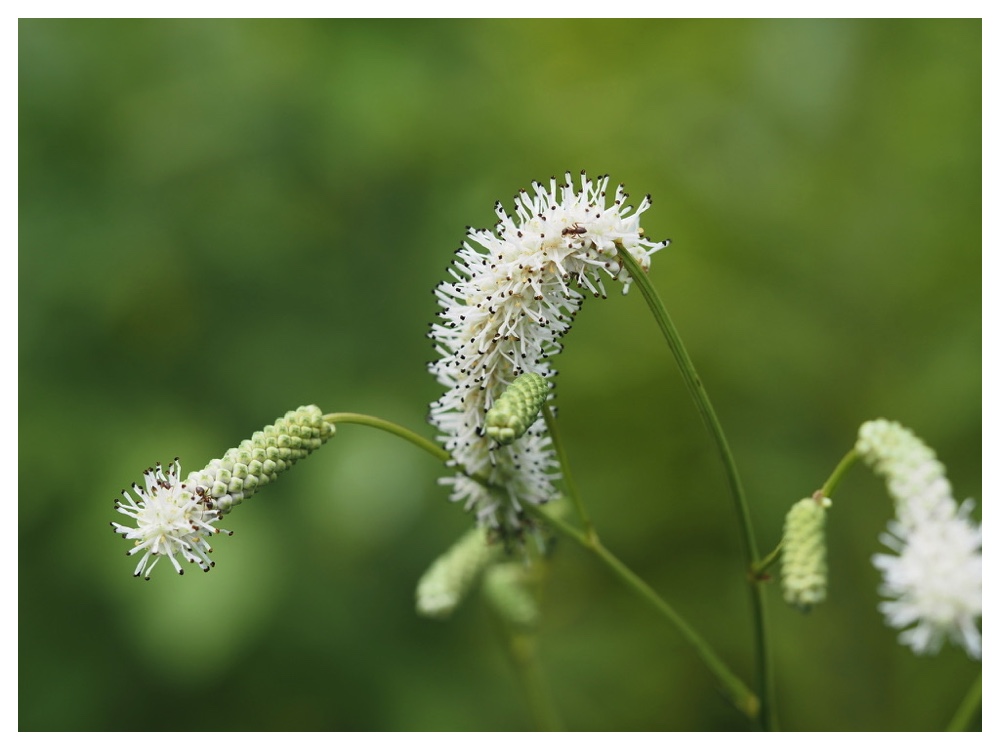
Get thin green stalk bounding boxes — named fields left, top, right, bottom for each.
left=542, top=404, right=596, bottom=542
left=327, top=410, right=758, bottom=720
left=324, top=412, right=451, bottom=462
left=755, top=451, right=857, bottom=577
left=523, top=502, right=759, bottom=720
left=502, top=631, right=563, bottom=731
left=946, top=671, right=982, bottom=731
left=533, top=405, right=757, bottom=719
left=325, top=412, right=500, bottom=493
left=752, top=541, right=783, bottom=579
left=616, top=248, right=774, bottom=730
left=820, top=449, right=859, bottom=499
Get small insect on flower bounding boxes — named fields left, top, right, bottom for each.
left=561, top=222, right=588, bottom=238
left=484, top=372, right=549, bottom=445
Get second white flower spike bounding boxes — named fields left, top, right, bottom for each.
left=427, top=171, right=668, bottom=535
left=856, top=419, right=982, bottom=660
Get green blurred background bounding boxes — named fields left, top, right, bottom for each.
left=19, top=19, right=981, bottom=731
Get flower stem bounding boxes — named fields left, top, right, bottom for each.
left=325, top=410, right=758, bottom=721
left=820, top=449, right=859, bottom=499
left=523, top=501, right=759, bottom=721
left=946, top=671, right=982, bottom=731
left=539, top=402, right=757, bottom=717
left=616, top=248, right=775, bottom=730
left=324, top=412, right=451, bottom=462
left=501, top=630, right=563, bottom=731
left=542, top=404, right=596, bottom=542
left=752, top=540, right=783, bottom=579
left=755, top=451, right=857, bottom=577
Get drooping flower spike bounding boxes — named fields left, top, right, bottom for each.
left=428, top=171, right=668, bottom=534
left=855, top=419, right=982, bottom=659
left=112, top=405, right=333, bottom=579
left=415, top=525, right=503, bottom=619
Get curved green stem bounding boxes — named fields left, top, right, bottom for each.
left=542, top=404, right=596, bottom=542
left=523, top=502, right=759, bottom=720
left=539, top=403, right=756, bottom=716
left=946, top=671, right=982, bottom=731
left=324, top=412, right=451, bottom=462
left=820, top=449, right=859, bottom=499
left=755, top=450, right=858, bottom=577
left=752, top=541, right=783, bottom=579
left=501, top=630, right=563, bottom=731
left=616, top=248, right=774, bottom=730
left=327, top=410, right=758, bottom=721
left=324, top=412, right=498, bottom=492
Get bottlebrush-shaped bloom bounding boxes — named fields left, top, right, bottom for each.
left=427, top=172, right=668, bottom=534
left=111, top=406, right=333, bottom=579
left=856, top=419, right=982, bottom=659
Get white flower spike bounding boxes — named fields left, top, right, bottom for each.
left=428, top=171, right=668, bottom=535
left=112, top=406, right=333, bottom=579
left=856, top=419, right=982, bottom=659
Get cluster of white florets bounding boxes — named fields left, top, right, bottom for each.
left=428, top=172, right=667, bottom=533
left=856, top=419, right=982, bottom=659
left=111, top=458, right=230, bottom=580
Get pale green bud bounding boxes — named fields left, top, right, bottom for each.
left=781, top=495, right=831, bottom=612
left=855, top=418, right=953, bottom=527
left=416, top=525, right=503, bottom=618
left=484, top=372, right=548, bottom=444
left=188, top=405, right=334, bottom=512
left=482, top=561, right=540, bottom=630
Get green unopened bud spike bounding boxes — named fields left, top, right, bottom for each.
left=482, top=561, right=540, bottom=630
left=188, top=405, right=334, bottom=512
left=416, top=525, right=503, bottom=619
left=485, top=372, right=548, bottom=445
left=781, top=495, right=831, bottom=612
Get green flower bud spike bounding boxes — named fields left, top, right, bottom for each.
left=781, top=493, right=831, bottom=612
left=484, top=372, right=549, bottom=445
left=188, top=405, right=334, bottom=512
left=416, top=525, right=504, bottom=619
